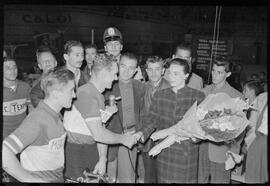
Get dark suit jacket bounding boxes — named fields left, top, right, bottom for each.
left=78, top=69, right=88, bottom=87
left=104, top=79, right=145, bottom=161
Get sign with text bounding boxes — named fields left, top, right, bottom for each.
left=195, top=38, right=228, bottom=70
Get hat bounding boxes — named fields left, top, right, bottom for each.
left=103, top=27, right=122, bottom=43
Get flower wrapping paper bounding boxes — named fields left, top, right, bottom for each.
left=149, top=93, right=250, bottom=156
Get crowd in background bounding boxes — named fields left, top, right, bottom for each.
left=2, top=26, right=268, bottom=184
left=9, top=44, right=268, bottom=94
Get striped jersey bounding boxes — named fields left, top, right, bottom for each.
left=63, top=82, right=105, bottom=144
left=3, top=80, right=31, bottom=138
left=3, top=101, right=66, bottom=182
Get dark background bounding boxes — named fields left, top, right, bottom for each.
left=3, top=5, right=268, bottom=80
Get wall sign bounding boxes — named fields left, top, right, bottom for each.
left=195, top=38, right=228, bottom=70
left=22, top=14, right=71, bottom=24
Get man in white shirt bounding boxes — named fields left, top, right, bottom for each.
left=63, top=40, right=88, bottom=87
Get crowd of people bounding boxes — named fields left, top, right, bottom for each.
left=2, top=27, right=268, bottom=183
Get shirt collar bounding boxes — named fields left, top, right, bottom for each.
left=37, top=100, right=62, bottom=123
left=149, top=78, right=162, bottom=88
left=211, top=81, right=229, bottom=92
left=4, top=80, right=18, bottom=91
left=170, top=85, right=188, bottom=94
left=119, top=79, right=133, bottom=86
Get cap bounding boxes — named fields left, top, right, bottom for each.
left=103, top=27, right=122, bottom=43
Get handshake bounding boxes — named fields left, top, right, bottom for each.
left=121, top=131, right=144, bottom=149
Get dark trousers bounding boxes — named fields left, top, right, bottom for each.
left=142, top=152, right=157, bottom=183
left=64, top=141, right=99, bottom=180
left=198, top=142, right=230, bottom=183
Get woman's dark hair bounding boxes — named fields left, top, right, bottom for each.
left=169, top=58, right=190, bottom=74
left=243, top=80, right=264, bottom=96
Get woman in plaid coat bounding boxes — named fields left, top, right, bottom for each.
left=139, top=58, right=205, bottom=183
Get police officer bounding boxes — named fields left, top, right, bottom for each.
left=103, top=27, right=144, bottom=81
left=103, top=27, right=123, bottom=62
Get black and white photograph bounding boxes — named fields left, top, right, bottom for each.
left=2, top=3, right=268, bottom=184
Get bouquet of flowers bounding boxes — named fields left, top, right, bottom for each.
left=149, top=93, right=251, bottom=156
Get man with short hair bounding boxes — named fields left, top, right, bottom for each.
left=198, top=57, right=244, bottom=183
left=3, top=58, right=32, bottom=139
left=164, top=44, right=204, bottom=90
left=2, top=67, right=76, bottom=182
left=103, top=27, right=123, bottom=62
left=103, top=27, right=144, bottom=81
left=30, top=46, right=57, bottom=107
left=82, top=43, right=98, bottom=81
left=63, top=40, right=88, bottom=87
left=63, top=54, right=138, bottom=181
left=139, top=56, right=171, bottom=183
left=105, top=52, right=146, bottom=183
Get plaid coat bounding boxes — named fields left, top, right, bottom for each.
left=140, top=86, right=205, bottom=183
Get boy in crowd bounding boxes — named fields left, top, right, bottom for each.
left=30, top=46, right=57, bottom=107
left=103, top=27, right=144, bottom=81
left=82, top=43, right=97, bottom=81
left=2, top=68, right=76, bottom=182
left=105, top=52, right=146, bottom=183
left=164, top=44, right=204, bottom=90
left=139, top=56, right=171, bottom=183
left=63, top=40, right=88, bottom=87
left=63, top=54, right=138, bottom=181
left=3, top=58, right=32, bottom=139
left=134, top=58, right=205, bottom=183
left=198, top=57, right=244, bottom=183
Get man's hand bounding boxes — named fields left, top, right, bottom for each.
left=105, top=105, right=118, bottom=115
left=133, top=131, right=143, bottom=142
left=93, top=157, right=107, bottom=176
left=122, top=134, right=137, bottom=149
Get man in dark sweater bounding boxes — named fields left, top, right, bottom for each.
left=105, top=52, right=146, bottom=183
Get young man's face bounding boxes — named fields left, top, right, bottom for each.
left=38, top=52, right=57, bottom=73
left=64, top=46, right=84, bottom=69
left=243, top=85, right=255, bottom=102
left=101, top=62, right=118, bottom=89
left=146, top=62, right=164, bottom=83
left=57, top=80, right=76, bottom=109
left=211, top=64, right=231, bottom=85
left=167, top=64, right=189, bottom=88
left=104, top=40, right=123, bottom=57
left=119, top=56, right=137, bottom=82
left=85, top=47, right=97, bottom=69
left=4, top=60, right=18, bottom=81
left=174, top=49, right=192, bottom=63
